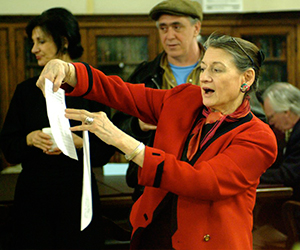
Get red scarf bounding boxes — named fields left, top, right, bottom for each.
left=187, top=97, right=251, bottom=161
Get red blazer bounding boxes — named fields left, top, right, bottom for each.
left=69, top=63, right=277, bottom=250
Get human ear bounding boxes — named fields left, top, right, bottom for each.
left=243, top=68, right=255, bottom=87
left=194, top=21, right=201, bottom=37
left=62, top=37, right=69, bottom=49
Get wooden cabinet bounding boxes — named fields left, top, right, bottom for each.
left=86, top=26, right=158, bottom=80
left=0, top=15, right=158, bottom=167
left=1, top=12, right=300, bottom=167
left=236, top=26, right=296, bottom=92
left=201, top=12, right=299, bottom=91
left=0, top=27, right=10, bottom=129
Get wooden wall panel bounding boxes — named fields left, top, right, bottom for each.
left=1, top=13, right=300, bottom=166
left=0, top=28, right=9, bottom=129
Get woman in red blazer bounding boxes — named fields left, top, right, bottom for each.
left=37, top=33, right=277, bottom=250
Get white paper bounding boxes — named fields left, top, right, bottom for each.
left=45, top=78, right=78, bottom=160
left=81, top=131, right=93, bottom=231
left=44, top=78, right=92, bottom=231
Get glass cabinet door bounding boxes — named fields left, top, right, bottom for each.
left=236, top=26, right=296, bottom=93
left=86, top=28, right=158, bottom=162
left=200, top=27, right=233, bottom=45
left=87, top=28, right=158, bottom=81
left=96, top=36, right=149, bottom=80
left=242, top=35, right=287, bottom=92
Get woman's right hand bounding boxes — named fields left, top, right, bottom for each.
left=26, top=130, right=56, bottom=153
left=36, top=59, right=77, bottom=95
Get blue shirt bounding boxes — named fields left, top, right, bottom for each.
left=169, top=62, right=198, bottom=85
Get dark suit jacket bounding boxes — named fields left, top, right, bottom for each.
left=260, top=119, right=300, bottom=201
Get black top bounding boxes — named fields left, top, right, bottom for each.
left=0, top=76, right=115, bottom=249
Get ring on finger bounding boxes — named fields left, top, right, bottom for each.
left=84, top=116, right=94, bottom=125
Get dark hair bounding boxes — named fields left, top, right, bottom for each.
left=204, top=33, right=265, bottom=93
left=26, top=7, right=83, bottom=59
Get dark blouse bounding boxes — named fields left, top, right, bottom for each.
left=0, top=76, right=115, bottom=249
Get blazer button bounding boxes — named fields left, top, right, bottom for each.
left=203, top=234, right=210, bottom=242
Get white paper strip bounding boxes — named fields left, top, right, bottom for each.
left=80, top=131, right=93, bottom=231
left=45, top=78, right=78, bottom=160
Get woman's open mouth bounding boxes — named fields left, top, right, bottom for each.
left=202, top=87, right=215, bottom=96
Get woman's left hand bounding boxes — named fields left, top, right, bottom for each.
left=66, top=108, right=145, bottom=167
left=44, top=132, right=83, bottom=154
left=65, top=109, right=123, bottom=147
left=46, top=148, right=62, bottom=155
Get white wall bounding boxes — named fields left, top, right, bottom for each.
left=0, top=0, right=300, bottom=15
left=0, top=0, right=161, bottom=15
left=243, top=0, right=300, bottom=13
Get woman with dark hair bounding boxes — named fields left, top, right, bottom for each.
left=37, top=33, right=277, bottom=250
left=26, top=7, right=83, bottom=60
left=0, top=7, right=115, bottom=250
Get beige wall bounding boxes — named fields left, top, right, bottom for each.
left=243, top=0, right=300, bottom=12
left=0, top=0, right=300, bottom=15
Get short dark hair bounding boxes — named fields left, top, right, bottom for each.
left=26, top=7, right=83, bottom=59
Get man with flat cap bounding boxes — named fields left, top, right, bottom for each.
left=113, top=0, right=204, bottom=201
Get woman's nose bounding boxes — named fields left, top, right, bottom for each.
left=31, top=43, right=38, bottom=54
left=200, top=70, right=211, bottom=82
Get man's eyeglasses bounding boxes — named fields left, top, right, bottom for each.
left=232, top=37, right=255, bottom=68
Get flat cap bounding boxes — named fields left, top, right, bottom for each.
left=149, top=0, right=203, bottom=21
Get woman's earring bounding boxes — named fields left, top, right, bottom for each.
left=240, top=83, right=250, bottom=93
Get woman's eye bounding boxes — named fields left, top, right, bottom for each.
left=212, top=68, right=221, bottom=73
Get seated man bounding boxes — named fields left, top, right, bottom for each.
left=261, top=82, right=300, bottom=202
left=253, top=82, right=300, bottom=249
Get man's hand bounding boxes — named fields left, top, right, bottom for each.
left=138, top=119, right=157, bottom=132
